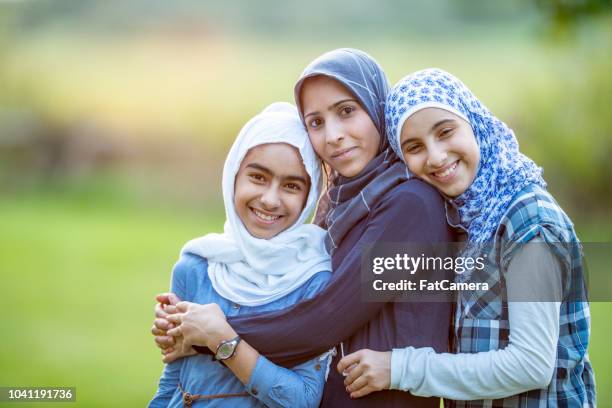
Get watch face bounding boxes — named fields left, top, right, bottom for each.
left=217, top=342, right=234, bottom=359
left=215, top=336, right=240, bottom=360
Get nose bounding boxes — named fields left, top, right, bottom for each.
left=426, top=144, right=448, bottom=168
left=260, top=185, right=281, bottom=209
left=325, top=119, right=346, bottom=146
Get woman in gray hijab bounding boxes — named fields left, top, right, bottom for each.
left=154, top=49, right=455, bottom=407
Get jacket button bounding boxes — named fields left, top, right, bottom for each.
left=251, top=387, right=258, bottom=395
left=233, top=303, right=240, bottom=310
left=315, top=363, right=321, bottom=371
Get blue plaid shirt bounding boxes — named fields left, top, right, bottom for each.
left=449, top=184, right=596, bottom=407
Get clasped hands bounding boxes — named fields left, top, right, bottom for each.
left=151, top=293, right=237, bottom=364
left=151, top=293, right=392, bottom=398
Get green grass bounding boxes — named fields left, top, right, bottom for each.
left=0, top=193, right=223, bottom=407
left=1, top=192, right=610, bottom=406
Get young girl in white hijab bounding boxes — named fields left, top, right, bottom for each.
left=148, top=102, right=333, bottom=408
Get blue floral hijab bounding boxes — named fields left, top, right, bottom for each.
left=385, top=68, right=546, bottom=243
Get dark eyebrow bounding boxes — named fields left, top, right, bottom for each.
left=285, top=175, right=310, bottom=185
left=245, top=163, right=272, bottom=174
left=246, top=163, right=309, bottom=185
left=401, top=118, right=457, bottom=149
left=400, top=137, right=418, bottom=149
left=431, top=118, right=456, bottom=132
left=303, top=98, right=358, bottom=120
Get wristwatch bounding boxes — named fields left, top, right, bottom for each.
left=214, top=335, right=242, bottom=361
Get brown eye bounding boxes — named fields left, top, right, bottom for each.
left=440, top=128, right=453, bottom=138
left=339, top=105, right=355, bottom=116
left=285, top=183, right=301, bottom=191
left=404, top=144, right=423, bottom=154
left=308, top=118, right=322, bottom=129
left=249, top=173, right=265, bottom=183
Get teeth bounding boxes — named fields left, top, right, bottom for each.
left=253, top=209, right=280, bottom=222
left=434, top=162, right=457, bottom=178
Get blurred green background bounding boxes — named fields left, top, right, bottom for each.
left=1, top=0, right=611, bottom=406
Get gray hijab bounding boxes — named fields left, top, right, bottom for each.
left=294, top=48, right=410, bottom=253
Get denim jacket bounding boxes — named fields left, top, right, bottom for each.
left=149, top=253, right=332, bottom=408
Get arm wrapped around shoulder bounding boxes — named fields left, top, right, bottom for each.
left=227, top=179, right=455, bottom=368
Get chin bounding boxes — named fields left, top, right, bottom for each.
left=339, top=170, right=356, bottom=178
left=340, top=163, right=366, bottom=178
left=444, top=191, right=460, bottom=199
left=444, top=185, right=468, bottom=198
left=257, top=229, right=283, bottom=240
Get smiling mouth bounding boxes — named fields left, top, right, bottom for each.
left=331, top=147, right=357, bottom=159
left=251, top=208, right=282, bottom=224
left=431, top=161, right=459, bottom=181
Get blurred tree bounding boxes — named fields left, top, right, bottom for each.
left=536, top=0, right=612, bottom=35
left=452, top=0, right=536, bottom=22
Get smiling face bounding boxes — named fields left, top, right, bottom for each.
left=300, top=75, right=380, bottom=178
left=234, top=143, right=310, bottom=239
left=399, top=107, right=480, bottom=198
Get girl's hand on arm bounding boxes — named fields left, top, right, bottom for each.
left=338, top=349, right=392, bottom=398
left=167, top=302, right=237, bottom=351
left=167, top=302, right=261, bottom=384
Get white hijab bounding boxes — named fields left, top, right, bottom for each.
left=181, top=102, right=331, bottom=306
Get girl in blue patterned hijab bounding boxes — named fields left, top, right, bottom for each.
left=335, top=68, right=594, bottom=406
left=385, top=68, right=546, bottom=243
